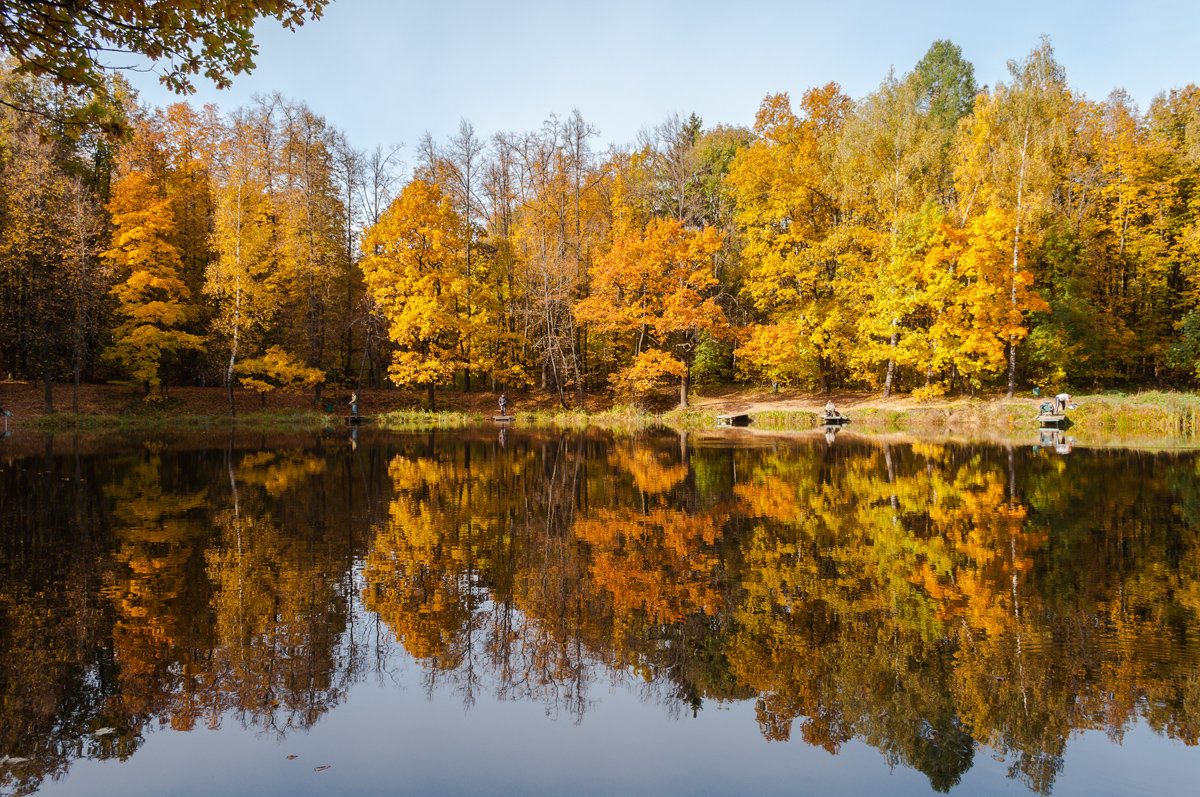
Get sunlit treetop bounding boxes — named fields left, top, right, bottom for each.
left=0, top=1, right=329, bottom=95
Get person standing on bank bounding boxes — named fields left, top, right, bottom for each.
left=1055, top=392, right=1072, bottom=412
left=498, top=392, right=508, bottom=416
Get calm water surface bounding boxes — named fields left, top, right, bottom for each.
left=1, top=427, right=1198, bottom=795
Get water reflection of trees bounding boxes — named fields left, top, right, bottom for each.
left=361, top=434, right=1200, bottom=794
left=3, top=433, right=1200, bottom=795
left=0, top=438, right=118, bottom=796
left=0, top=439, right=379, bottom=794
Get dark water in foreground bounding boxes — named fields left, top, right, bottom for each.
left=1, top=427, right=1198, bottom=796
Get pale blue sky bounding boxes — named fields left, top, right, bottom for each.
left=125, top=0, right=1198, bottom=157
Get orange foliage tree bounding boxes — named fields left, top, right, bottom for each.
left=576, top=207, right=727, bottom=407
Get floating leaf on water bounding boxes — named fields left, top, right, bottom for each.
left=93, top=727, right=116, bottom=737
left=286, top=755, right=298, bottom=760
left=314, top=765, right=331, bottom=772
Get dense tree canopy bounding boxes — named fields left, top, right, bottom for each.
left=3, top=38, right=1200, bottom=407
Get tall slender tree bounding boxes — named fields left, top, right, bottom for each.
left=207, top=109, right=278, bottom=415
left=954, top=38, right=1069, bottom=396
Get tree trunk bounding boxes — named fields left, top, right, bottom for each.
left=1007, top=130, right=1028, bottom=400
left=883, top=357, right=896, bottom=398
left=72, top=312, right=84, bottom=413
left=1006, top=339, right=1017, bottom=399
left=883, top=326, right=898, bottom=397
left=679, top=362, right=690, bottom=410
left=357, top=342, right=369, bottom=392
left=575, top=323, right=585, bottom=410
left=226, top=298, right=239, bottom=417
left=72, top=357, right=81, bottom=413
left=42, top=334, right=53, bottom=414
left=427, top=382, right=435, bottom=412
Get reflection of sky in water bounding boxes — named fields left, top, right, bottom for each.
left=32, top=675, right=1195, bottom=796
left=33, top=662, right=933, bottom=797
left=5, top=430, right=1200, bottom=796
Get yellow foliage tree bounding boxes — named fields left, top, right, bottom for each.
left=921, top=207, right=1049, bottom=388
left=237, top=345, right=325, bottom=406
left=952, top=39, right=1069, bottom=395
left=726, top=86, right=856, bottom=392
left=207, top=108, right=279, bottom=416
left=576, top=211, right=726, bottom=407
left=103, top=170, right=203, bottom=395
left=836, top=70, right=944, bottom=394
left=360, top=179, right=467, bottom=409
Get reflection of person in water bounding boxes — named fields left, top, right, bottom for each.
left=498, top=425, right=507, bottom=449
left=1035, top=428, right=1074, bottom=455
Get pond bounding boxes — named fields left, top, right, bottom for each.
left=0, top=427, right=1198, bottom=795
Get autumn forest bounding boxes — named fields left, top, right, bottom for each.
left=3, top=38, right=1200, bottom=412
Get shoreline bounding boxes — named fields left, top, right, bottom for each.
left=2, top=382, right=1199, bottom=450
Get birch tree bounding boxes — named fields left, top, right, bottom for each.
left=954, top=38, right=1069, bottom=396
left=207, top=109, right=278, bottom=416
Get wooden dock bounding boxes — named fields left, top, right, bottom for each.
left=344, top=415, right=372, bottom=425
left=716, top=413, right=752, bottom=427
left=493, top=415, right=515, bottom=424
left=1037, top=413, right=1070, bottom=427
left=820, top=412, right=850, bottom=425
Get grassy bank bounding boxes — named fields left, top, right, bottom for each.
left=35, top=408, right=334, bottom=433
left=372, top=409, right=483, bottom=430
left=373, top=405, right=697, bottom=432
left=516, top=405, right=708, bottom=431
left=1066, top=391, right=1200, bottom=436
left=738, top=393, right=1200, bottom=445
left=384, top=402, right=1042, bottom=436
left=14, top=383, right=1200, bottom=447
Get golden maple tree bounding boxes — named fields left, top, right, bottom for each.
left=360, top=180, right=467, bottom=409
left=576, top=204, right=726, bottom=407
